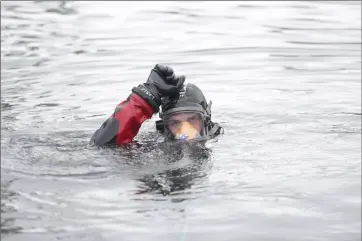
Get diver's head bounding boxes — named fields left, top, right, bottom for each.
left=156, top=83, right=213, bottom=142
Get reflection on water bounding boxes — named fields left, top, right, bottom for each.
left=1, top=1, right=361, bottom=241
left=1, top=180, right=22, bottom=236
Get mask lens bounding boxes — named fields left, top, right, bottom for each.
left=164, top=112, right=204, bottom=140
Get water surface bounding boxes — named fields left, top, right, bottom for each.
left=1, top=1, right=361, bottom=241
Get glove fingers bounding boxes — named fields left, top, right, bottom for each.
left=155, top=64, right=175, bottom=81
left=149, top=64, right=184, bottom=96
left=163, top=76, right=185, bottom=95
left=166, top=73, right=176, bottom=82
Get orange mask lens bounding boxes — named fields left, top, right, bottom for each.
left=174, top=121, right=201, bottom=141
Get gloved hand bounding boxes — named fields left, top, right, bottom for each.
left=132, top=64, right=185, bottom=113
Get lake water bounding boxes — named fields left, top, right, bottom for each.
left=1, top=1, right=361, bottom=241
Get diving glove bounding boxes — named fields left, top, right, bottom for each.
left=132, top=64, right=185, bottom=113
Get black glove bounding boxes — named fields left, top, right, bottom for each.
left=132, top=64, right=185, bottom=113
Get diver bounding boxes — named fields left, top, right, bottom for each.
left=90, top=64, right=223, bottom=147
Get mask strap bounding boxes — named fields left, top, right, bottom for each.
left=206, top=100, right=212, bottom=117
left=208, top=122, right=223, bottom=137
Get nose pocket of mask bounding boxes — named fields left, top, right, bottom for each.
left=174, top=121, right=200, bottom=141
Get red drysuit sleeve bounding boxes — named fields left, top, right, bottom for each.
left=90, top=93, right=155, bottom=146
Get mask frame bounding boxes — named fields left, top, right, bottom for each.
left=156, top=101, right=213, bottom=141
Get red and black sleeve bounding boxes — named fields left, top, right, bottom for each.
left=90, top=93, right=155, bottom=146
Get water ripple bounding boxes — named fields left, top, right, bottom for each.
left=1, top=1, right=361, bottom=240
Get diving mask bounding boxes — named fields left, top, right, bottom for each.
left=163, top=111, right=205, bottom=141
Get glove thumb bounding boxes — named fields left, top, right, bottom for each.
left=175, top=75, right=186, bottom=89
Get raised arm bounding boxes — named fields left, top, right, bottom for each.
left=90, top=64, right=185, bottom=146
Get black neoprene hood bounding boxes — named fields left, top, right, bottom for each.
left=160, top=83, right=210, bottom=117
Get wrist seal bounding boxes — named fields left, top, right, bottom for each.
left=132, top=84, right=160, bottom=113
